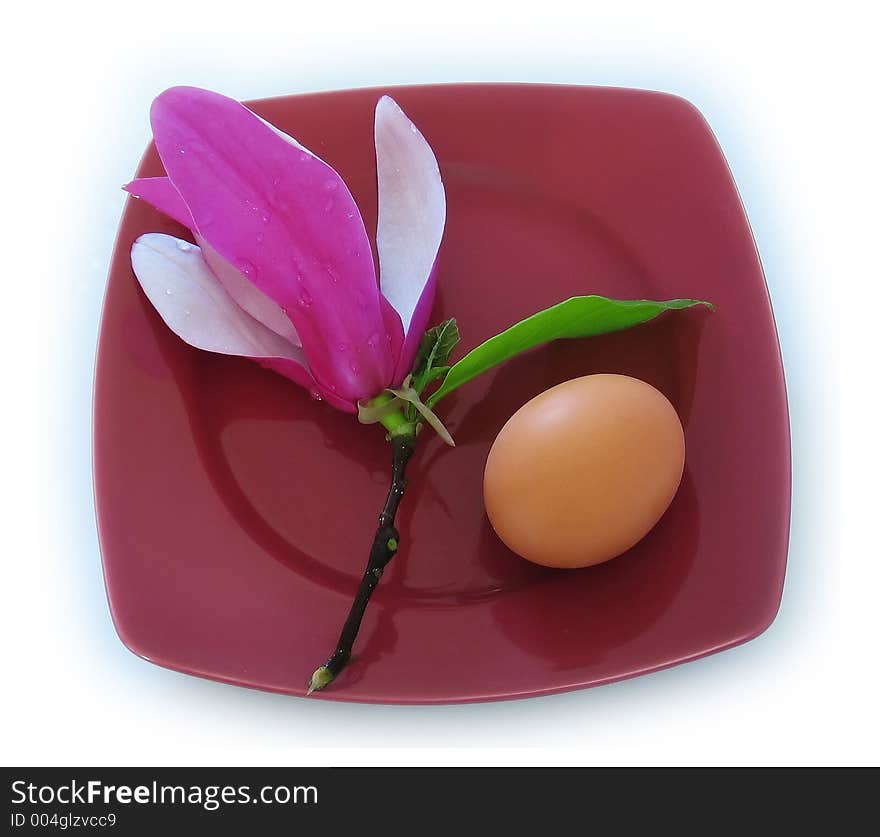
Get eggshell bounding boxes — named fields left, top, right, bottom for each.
left=483, top=374, right=685, bottom=568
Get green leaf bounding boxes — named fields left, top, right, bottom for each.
left=411, top=318, right=460, bottom=394
left=427, top=295, right=713, bottom=407
left=422, top=365, right=451, bottom=386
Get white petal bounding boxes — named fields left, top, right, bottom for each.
left=196, top=236, right=302, bottom=346
left=375, top=96, right=446, bottom=334
left=131, top=233, right=308, bottom=363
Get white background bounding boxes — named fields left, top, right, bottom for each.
left=4, top=0, right=875, bottom=765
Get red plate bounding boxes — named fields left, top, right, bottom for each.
left=94, top=84, right=790, bottom=703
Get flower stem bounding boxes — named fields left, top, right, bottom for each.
left=307, top=428, right=417, bottom=694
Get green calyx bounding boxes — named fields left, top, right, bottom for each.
left=357, top=392, right=415, bottom=436
left=357, top=382, right=454, bottom=446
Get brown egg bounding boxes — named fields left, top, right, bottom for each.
left=483, top=374, right=685, bottom=568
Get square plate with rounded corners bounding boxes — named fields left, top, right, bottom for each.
left=94, top=83, right=790, bottom=703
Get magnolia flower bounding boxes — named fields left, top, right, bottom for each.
left=124, top=86, right=446, bottom=413
left=123, top=85, right=712, bottom=695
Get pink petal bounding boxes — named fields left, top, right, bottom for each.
left=130, top=233, right=356, bottom=413
left=124, top=177, right=194, bottom=229
left=258, top=357, right=354, bottom=412
left=124, top=176, right=302, bottom=347
left=374, top=96, right=446, bottom=381
left=150, top=86, right=402, bottom=403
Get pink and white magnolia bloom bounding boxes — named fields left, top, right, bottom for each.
left=125, top=86, right=446, bottom=413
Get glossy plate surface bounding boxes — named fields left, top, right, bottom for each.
left=94, top=84, right=790, bottom=703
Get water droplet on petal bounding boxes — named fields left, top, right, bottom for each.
left=177, top=240, right=192, bottom=251
left=345, top=211, right=355, bottom=220
left=184, top=308, right=191, bottom=316
left=324, top=179, right=339, bottom=191
left=337, top=342, right=349, bottom=352
left=178, top=147, right=186, bottom=155
left=260, top=209, right=272, bottom=224
left=299, top=288, right=313, bottom=308
left=349, top=361, right=361, bottom=375
left=410, top=123, right=418, bottom=133
left=325, top=265, right=340, bottom=284
left=298, top=151, right=310, bottom=162
left=367, top=332, right=380, bottom=348
left=324, top=198, right=335, bottom=213
left=164, top=288, right=173, bottom=295
left=310, top=388, right=322, bottom=401
left=256, top=232, right=264, bottom=244
left=235, top=258, right=257, bottom=279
